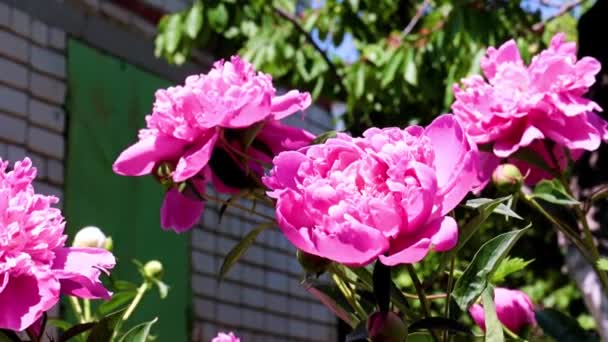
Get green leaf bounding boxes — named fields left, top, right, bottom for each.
left=408, top=317, right=473, bottom=335
left=303, top=278, right=358, bottom=327
left=98, top=291, right=137, bottom=316
left=48, top=319, right=73, bottom=331
left=59, top=323, right=96, bottom=342
left=185, top=1, right=204, bottom=38
left=458, top=196, right=513, bottom=251
left=452, top=227, right=529, bottom=310
left=208, top=3, right=229, bottom=32
left=239, top=121, right=265, bottom=152
left=312, top=130, right=338, bottom=145
left=535, top=309, right=598, bottom=342
left=532, top=179, right=580, bottom=206
left=403, top=49, right=417, bottom=85
left=491, top=257, right=534, bottom=283
left=154, top=279, right=169, bottom=299
left=381, top=49, right=404, bottom=88
left=86, top=309, right=127, bottom=342
left=164, top=14, right=183, bottom=54
left=482, top=287, right=504, bottom=342
left=597, top=258, right=608, bottom=271
left=465, top=198, right=523, bottom=220
left=355, top=63, right=365, bottom=98
left=218, top=222, right=273, bottom=279
left=117, top=318, right=158, bottom=342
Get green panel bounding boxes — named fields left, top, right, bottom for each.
left=65, top=39, right=189, bottom=341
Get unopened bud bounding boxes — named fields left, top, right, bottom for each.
left=367, top=311, right=408, bottom=342
left=103, top=236, right=114, bottom=251
left=297, top=250, right=331, bottom=275
left=143, top=260, right=164, bottom=280
left=72, top=226, right=108, bottom=249
left=492, top=164, right=523, bottom=194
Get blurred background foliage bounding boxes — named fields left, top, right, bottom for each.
left=154, top=0, right=600, bottom=335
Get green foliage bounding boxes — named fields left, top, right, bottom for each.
left=218, top=222, right=273, bottom=279
left=535, top=309, right=599, bottom=342
left=482, top=287, right=504, bottom=342
left=117, top=318, right=158, bottom=342
left=532, top=179, right=580, bottom=206
left=154, top=0, right=543, bottom=133
left=491, top=257, right=534, bottom=283
left=597, top=258, right=608, bottom=271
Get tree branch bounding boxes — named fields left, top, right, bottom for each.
left=273, top=6, right=347, bottom=95
left=532, top=0, right=588, bottom=31
left=401, top=0, right=430, bottom=38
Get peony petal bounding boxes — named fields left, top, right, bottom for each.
left=263, top=151, right=308, bottom=192
left=256, top=120, right=315, bottom=155
left=173, top=131, right=219, bottom=182
left=52, top=247, right=115, bottom=299
left=0, top=271, right=59, bottom=331
left=113, top=135, right=186, bottom=176
left=270, top=90, right=312, bottom=120
left=160, top=188, right=204, bottom=232
left=425, top=114, right=468, bottom=189
left=380, top=216, right=457, bottom=266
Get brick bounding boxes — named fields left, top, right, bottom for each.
left=241, top=308, right=264, bottom=330
left=100, top=2, right=131, bottom=25
left=309, top=323, right=335, bottom=342
left=243, top=245, right=264, bottom=265
left=132, top=16, right=156, bottom=37
left=0, top=85, right=27, bottom=116
left=29, top=99, right=65, bottom=132
left=0, top=112, right=26, bottom=144
left=217, top=281, right=241, bottom=303
left=0, top=30, right=29, bottom=62
left=192, top=251, right=218, bottom=274
left=28, top=153, right=47, bottom=180
left=31, top=20, right=48, bottom=46
left=265, top=271, right=288, bottom=293
left=241, top=265, right=264, bottom=287
left=6, top=144, right=26, bottom=161
left=265, top=292, right=288, bottom=314
left=194, top=298, right=216, bottom=320
left=242, top=286, right=264, bottom=308
left=288, top=320, right=309, bottom=339
left=0, top=3, right=9, bottom=28
left=27, top=126, right=64, bottom=159
left=30, top=72, right=66, bottom=104
left=143, top=0, right=165, bottom=8
left=264, top=314, right=289, bottom=336
left=33, top=181, right=63, bottom=202
left=10, top=9, right=29, bottom=38
left=164, top=0, right=189, bottom=12
left=192, top=228, right=215, bottom=253
left=47, top=159, right=63, bottom=184
left=192, top=274, right=217, bottom=297
left=264, top=250, right=288, bottom=272
left=0, top=141, right=7, bottom=157
left=289, top=298, right=310, bottom=318
left=49, top=28, right=66, bottom=50
left=0, top=57, right=27, bottom=89
left=30, top=47, right=66, bottom=79
left=216, top=235, right=237, bottom=255
left=216, top=303, right=241, bottom=326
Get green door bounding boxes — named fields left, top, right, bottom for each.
left=64, top=40, right=189, bottom=341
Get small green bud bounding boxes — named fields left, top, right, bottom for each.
left=103, top=236, right=113, bottom=251
left=367, top=311, right=408, bottom=342
left=492, top=164, right=523, bottom=194
left=143, top=260, right=164, bottom=280
left=296, top=250, right=331, bottom=275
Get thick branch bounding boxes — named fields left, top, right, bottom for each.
left=532, top=0, right=588, bottom=31
left=273, top=6, right=346, bottom=95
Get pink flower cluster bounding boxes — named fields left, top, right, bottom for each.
left=0, top=158, right=114, bottom=331
left=113, top=56, right=313, bottom=232
left=453, top=33, right=608, bottom=183
left=469, top=287, right=536, bottom=333
left=264, top=115, right=482, bottom=266
left=211, top=331, right=240, bottom=342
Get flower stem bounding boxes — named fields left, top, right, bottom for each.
left=406, top=264, right=440, bottom=342
left=122, top=282, right=148, bottom=322
left=83, top=299, right=91, bottom=322
left=69, top=296, right=85, bottom=324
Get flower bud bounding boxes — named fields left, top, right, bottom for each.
left=367, top=311, right=408, bottom=342
left=297, top=250, right=331, bottom=275
left=103, top=236, right=114, bottom=251
left=143, top=260, right=164, bottom=280
left=72, top=226, right=108, bottom=249
left=492, top=164, right=523, bottom=193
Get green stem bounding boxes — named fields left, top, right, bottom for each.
left=69, top=296, right=85, bottom=324
left=443, top=256, right=456, bottom=341
left=331, top=273, right=367, bottom=323
left=406, top=265, right=440, bottom=342
left=83, top=299, right=91, bottom=322
left=122, top=282, right=148, bottom=322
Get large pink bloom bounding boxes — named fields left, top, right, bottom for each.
left=211, top=332, right=240, bottom=342
left=469, top=287, right=536, bottom=333
left=452, top=33, right=608, bottom=183
left=113, top=56, right=313, bottom=233
left=0, top=158, right=114, bottom=331
left=264, top=114, right=480, bottom=266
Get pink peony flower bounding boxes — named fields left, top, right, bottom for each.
left=264, top=114, right=481, bottom=266
left=211, top=331, right=240, bottom=342
left=112, top=56, right=313, bottom=233
left=0, top=158, right=115, bottom=331
left=469, top=287, right=536, bottom=333
left=452, top=33, right=608, bottom=183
